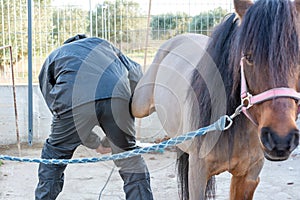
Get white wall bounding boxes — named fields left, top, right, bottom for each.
left=0, top=85, right=52, bottom=145
left=0, top=85, right=165, bottom=145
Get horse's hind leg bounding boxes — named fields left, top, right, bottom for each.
left=230, top=159, right=264, bottom=200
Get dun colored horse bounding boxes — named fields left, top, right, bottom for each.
left=131, top=0, right=300, bottom=199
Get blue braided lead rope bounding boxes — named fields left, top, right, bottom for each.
left=0, top=115, right=229, bottom=165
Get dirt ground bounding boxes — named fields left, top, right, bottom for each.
left=0, top=143, right=300, bottom=200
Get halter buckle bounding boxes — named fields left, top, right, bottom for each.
left=241, top=92, right=253, bottom=109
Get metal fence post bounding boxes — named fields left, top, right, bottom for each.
left=28, top=0, right=33, bottom=145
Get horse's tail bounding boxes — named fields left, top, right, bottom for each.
left=206, top=176, right=216, bottom=199
left=177, top=148, right=189, bottom=200
left=176, top=148, right=216, bottom=200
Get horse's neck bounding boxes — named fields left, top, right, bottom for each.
left=226, top=117, right=263, bottom=169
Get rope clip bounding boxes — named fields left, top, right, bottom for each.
left=223, top=105, right=244, bottom=130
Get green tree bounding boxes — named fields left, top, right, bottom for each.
left=0, top=0, right=27, bottom=73
left=88, top=0, right=146, bottom=46
left=189, top=7, right=228, bottom=35
left=0, top=0, right=52, bottom=75
left=150, top=13, right=189, bottom=40
left=33, top=0, right=55, bottom=56
left=52, top=7, right=88, bottom=46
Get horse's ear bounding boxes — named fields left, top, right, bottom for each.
left=234, top=0, right=253, bottom=19
left=295, top=0, right=300, bottom=13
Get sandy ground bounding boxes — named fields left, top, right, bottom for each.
left=0, top=143, right=300, bottom=200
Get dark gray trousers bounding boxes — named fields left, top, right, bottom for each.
left=35, top=98, right=153, bottom=200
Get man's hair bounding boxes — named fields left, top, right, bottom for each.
left=63, top=34, right=87, bottom=44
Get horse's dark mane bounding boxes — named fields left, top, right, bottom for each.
left=233, top=0, right=300, bottom=90
left=190, top=14, right=240, bottom=129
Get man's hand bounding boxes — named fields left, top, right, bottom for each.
left=96, top=144, right=112, bottom=154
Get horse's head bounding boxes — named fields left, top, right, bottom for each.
left=234, top=0, right=300, bottom=161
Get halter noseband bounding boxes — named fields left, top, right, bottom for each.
left=240, top=57, right=300, bottom=125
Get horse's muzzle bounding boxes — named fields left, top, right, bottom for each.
left=260, top=127, right=299, bottom=161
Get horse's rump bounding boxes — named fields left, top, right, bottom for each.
left=132, top=33, right=211, bottom=152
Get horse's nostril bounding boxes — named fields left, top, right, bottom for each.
left=261, top=127, right=276, bottom=151
left=289, top=130, right=299, bottom=152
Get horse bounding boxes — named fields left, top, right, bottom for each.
left=131, top=0, right=300, bottom=199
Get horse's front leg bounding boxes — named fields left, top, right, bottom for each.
left=188, top=154, right=207, bottom=200
left=230, top=159, right=264, bottom=200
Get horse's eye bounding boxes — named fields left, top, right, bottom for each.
left=245, top=54, right=253, bottom=64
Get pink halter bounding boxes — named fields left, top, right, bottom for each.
left=240, top=57, right=300, bottom=125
